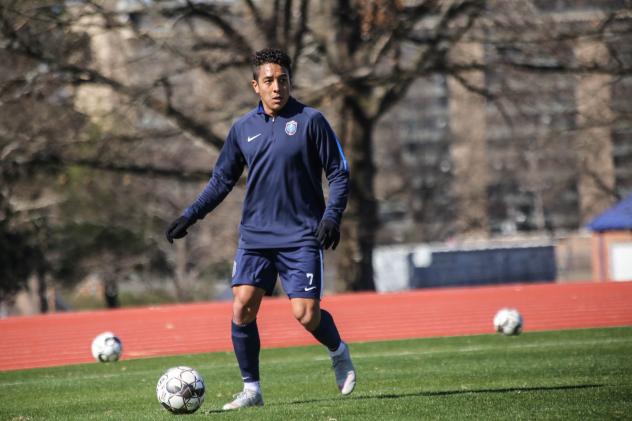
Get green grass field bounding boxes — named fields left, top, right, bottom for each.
left=1, top=327, right=631, bottom=420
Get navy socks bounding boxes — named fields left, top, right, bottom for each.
left=310, top=309, right=342, bottom=352
left=231, top=320, right=260, bottom=383
left=231, top=310, right=341, bottom=383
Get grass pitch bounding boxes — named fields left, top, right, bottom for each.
left=1, top=327, right=631, bottom=420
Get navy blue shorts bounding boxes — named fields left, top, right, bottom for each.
left=231, top=246, right=324, bottom=299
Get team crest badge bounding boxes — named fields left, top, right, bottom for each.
left=285, top=120, right=298, bottom=136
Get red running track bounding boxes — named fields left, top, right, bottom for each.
left=1, top=282, right=631, bottom=371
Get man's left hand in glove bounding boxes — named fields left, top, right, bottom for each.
left=316, top=219, right=340, bottom=250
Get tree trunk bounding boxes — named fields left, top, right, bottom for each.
left=173, top=240, right=189, bottom=301
left=104, top=277, right=119, bottom=308
left=36, top=267, right=48, bottom=313
left=103, top=279, right=120, bottom=308
left=335, top=96, right=377, bottom=291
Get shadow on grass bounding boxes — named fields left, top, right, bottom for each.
left=202, top=383, right=604, bottom=413
left=345, top=383, right=605, bottom=401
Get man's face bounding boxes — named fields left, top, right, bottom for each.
left=251, top=63, right=291, bottom=116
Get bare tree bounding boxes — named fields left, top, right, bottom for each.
left=374, top=0, right=631, bottom=242
left=2, top=0, right=630, bottom=302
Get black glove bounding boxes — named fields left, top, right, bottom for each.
left=165, top=216, right=194, bottom=243
left=316, top=219, right=340, bottom=250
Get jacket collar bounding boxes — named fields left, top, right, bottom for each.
left=256, top=96, right=298, bottom=118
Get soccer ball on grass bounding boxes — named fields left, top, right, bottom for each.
left=493, top=308, right=523, bottom=335
left=156, top=366, right=205, bottom=414
left=91, top=331, right=123, bottom=362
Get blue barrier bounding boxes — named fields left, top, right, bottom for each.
left=408, top=246, right=557, bottom=288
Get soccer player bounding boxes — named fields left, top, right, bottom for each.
left=165, top=48, right=355, bottom=410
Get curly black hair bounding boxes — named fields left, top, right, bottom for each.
left=252, top=48, right=292, bottom=81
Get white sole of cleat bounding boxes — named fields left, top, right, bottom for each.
left=340, top=371, right=356, bottom=395
left=222, top=401, right=263, bottom=411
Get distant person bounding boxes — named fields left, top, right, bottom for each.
left=165, top=48, right=355, bottom=410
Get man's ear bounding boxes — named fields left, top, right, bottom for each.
left=251, top=79, right=259, bottom=95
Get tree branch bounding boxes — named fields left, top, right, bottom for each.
left=291, top=0, right=310, bottom=74
left=1, top=18, right=226, bottom=151
left=376, top=0, right=484, bottom=119
left=157, top=1, right=253, bottom=59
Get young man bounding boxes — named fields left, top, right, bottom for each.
left=165, top=48, right=355, bottom=410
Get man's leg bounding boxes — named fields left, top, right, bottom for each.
left=223, top=285, right=266, bottom=410
left=290, top=298, right=338, bottom=349
left=291, top=298, right=356, bottom=395
left=223, top=248, right=277, bottom=410
left=279, top=246, right=356, bottom=396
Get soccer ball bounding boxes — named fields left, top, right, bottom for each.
left=156, top=366, right=205, bottom=414
left=493, top=308, right=523, bottom=335
left=91, top=331, right=123, bottom=362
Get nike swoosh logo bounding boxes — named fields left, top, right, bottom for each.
left=304, top=286, right=317, bottom=292
left=247, top=133, right=262, bottom=142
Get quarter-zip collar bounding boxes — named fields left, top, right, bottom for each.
left=256, top=97, right=299, bottom=121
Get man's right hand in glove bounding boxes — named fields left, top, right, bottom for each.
left=165, top=216, right=194, bottom=243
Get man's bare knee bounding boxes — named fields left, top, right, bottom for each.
left=232, top=286, right=264, bottom=325
left=291, top=299, right=321, bottom=331
left=301, top=311, right=320, bottom=331
left=233, top=301, right=257, bottom=325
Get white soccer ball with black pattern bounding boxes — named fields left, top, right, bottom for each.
left=91, top=331, right=122, bottom=362
left=493, top=308, right=523, bottom=335
left=156, top=366, right=205, bottom=414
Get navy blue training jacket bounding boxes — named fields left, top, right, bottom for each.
left=183, top=97, right=349, bottom=249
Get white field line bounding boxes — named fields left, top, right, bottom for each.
left=306, top=336, right=632, bottom=362
left=1, top=336, right=630, bottom=388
